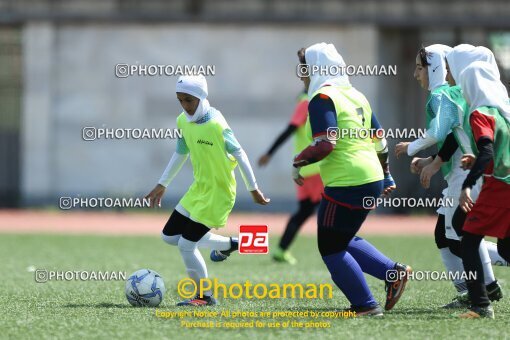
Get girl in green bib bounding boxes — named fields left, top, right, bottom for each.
left=395, top=45, right=504, bottom=308
left=145, top=75, right=270, bottom=306
left=457, top=60, right=510, bottom=319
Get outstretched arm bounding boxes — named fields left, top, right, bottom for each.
left=259, top=99, right=308, bottom=166
left=371, top=113, right=396, bottom=196
left=224, top=129, right=270, bottom=205
left=459, top=112, right=496, bottom=212
left=396, top=93, right=453, bottom=158
left=260, top=125, right=297, bottom=162
left=158, top=136, right=190, bottom=187
left=405, top=134, right=439, bottom=157
left=146, top=136, right=189, bottom=208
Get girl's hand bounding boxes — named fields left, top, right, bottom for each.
left=459, top=187, right=474, bottom=213
left=258, top=154, right=271, bottom=167
left=144, top=184, right=166, bottom=208
left=394, top=142, right=410, bottom=159
left=410, top=156, right=433, bottom=174
left=420, top=157, right=442, bottom=189
left=461, top=154, right=476, bottom=170
left=251, top=189, right=270, bottom=205
left=382, top=173, right=396, bottom=197
left=292, top=167, right=305, bottom=186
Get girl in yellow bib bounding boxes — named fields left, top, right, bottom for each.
left=145, top=75, right=270, bottom=306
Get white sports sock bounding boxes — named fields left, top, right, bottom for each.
left=178, top=238, right=212, bottom=297
left=479, top=240, right=496, bottom=286
left=161, top=233, right=180, bottom=246
left=198, top=232, right=231, bottom=251
left=161, top=232, right=231, bottom=251
left=485, top=240, right=509, bottom=266
left=439, top=247, right=467, bottom=293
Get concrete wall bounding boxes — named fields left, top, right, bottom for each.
left=21, top=23, right=382, bottom=210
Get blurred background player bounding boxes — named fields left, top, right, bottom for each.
left=293, top=42, right=409, bottom=316
left=258, top=90, right=323, bottom=265
left=145, top=75, right=270, bottom=306
left=456, top=61, right=510, bottom=318
left=395, top=45, right=504, bottom=308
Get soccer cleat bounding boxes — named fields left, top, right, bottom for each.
left=442, top=292, right=470, bottom=309
left=210, top=237, right=238, bottom=262
left=272, top=248, right=297, bottom=265
left=458, top=305, right=494, bottom=319
left=443, top=282, right=503, bottom=309
left=384, top=263, right=412, bottom=311
left=176, top=295, right=217, bottom=306
left=344, top=304, right=384, bottom=317
left=210, top=250, right=228, bottom=262
left=487, top=280, right=503, bottom=302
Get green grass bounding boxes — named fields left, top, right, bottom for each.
left=1, top=234, right=509, bottom=339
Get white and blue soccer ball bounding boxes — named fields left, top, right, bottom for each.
left=125, top=269, right=166, bottom=307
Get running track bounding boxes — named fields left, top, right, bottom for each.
left=0, top=210, right=435, bottom=236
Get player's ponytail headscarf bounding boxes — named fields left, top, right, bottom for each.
left=459, top=61, right=510, bottom=124
left=175, top=74, right=210, bottom=123
left=446, top=44, right=500, bottom=84
left=305, top=42, right=350, bottom=97
left=424, top=44, right=452, bottom=91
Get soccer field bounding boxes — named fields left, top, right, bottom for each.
left=3, top=234, right=509, bottom=339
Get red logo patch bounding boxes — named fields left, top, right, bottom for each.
left=239, top=225, right=269, bottom=254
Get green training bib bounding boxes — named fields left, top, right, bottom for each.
left=310, top=85, right=383, bottom=187
left=464, top=106, right=510, bottom=184
left=177, top=109, right=237, bottom=228
left=294, top=93, right=320, bottom=178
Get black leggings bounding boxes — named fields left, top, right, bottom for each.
left=452, top=207, right=467, bottom=238
left=279, top=199, right=319, bottom=250
left=462, top=232, right=510, bottom=307
left=162, top=210, right=210, bottom=242
left=434, top=213, right=462, bottom=257
left=497, top=237, right=510, bottom=263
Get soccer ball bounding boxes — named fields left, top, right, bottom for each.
left=125, top=269, right=166, bottom=307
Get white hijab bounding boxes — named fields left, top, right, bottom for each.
left=424, top=44, right=452, bottom=91
left=305, top=42, right=351, bottom=97
left=459, top=61, right=510, bottom=124
left=175, top=75, right=210, bottom=122
left=446, top=44, right=499, bottom=84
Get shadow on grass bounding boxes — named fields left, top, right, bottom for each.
left=63, top=302, right=132, bottom=309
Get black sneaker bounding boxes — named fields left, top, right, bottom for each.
left=487, top=280, right=503, bottom=302
left=344, top=304, right=384, bottom=317
left=443, top=281, right=503, bottom=309
left=210, top=237, right=239, bottom=262
left=442, top=292, right=470, bottom=309
left=176, top=295, right=217, bottom=306
left=385, top=263, right=412, bottom=310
